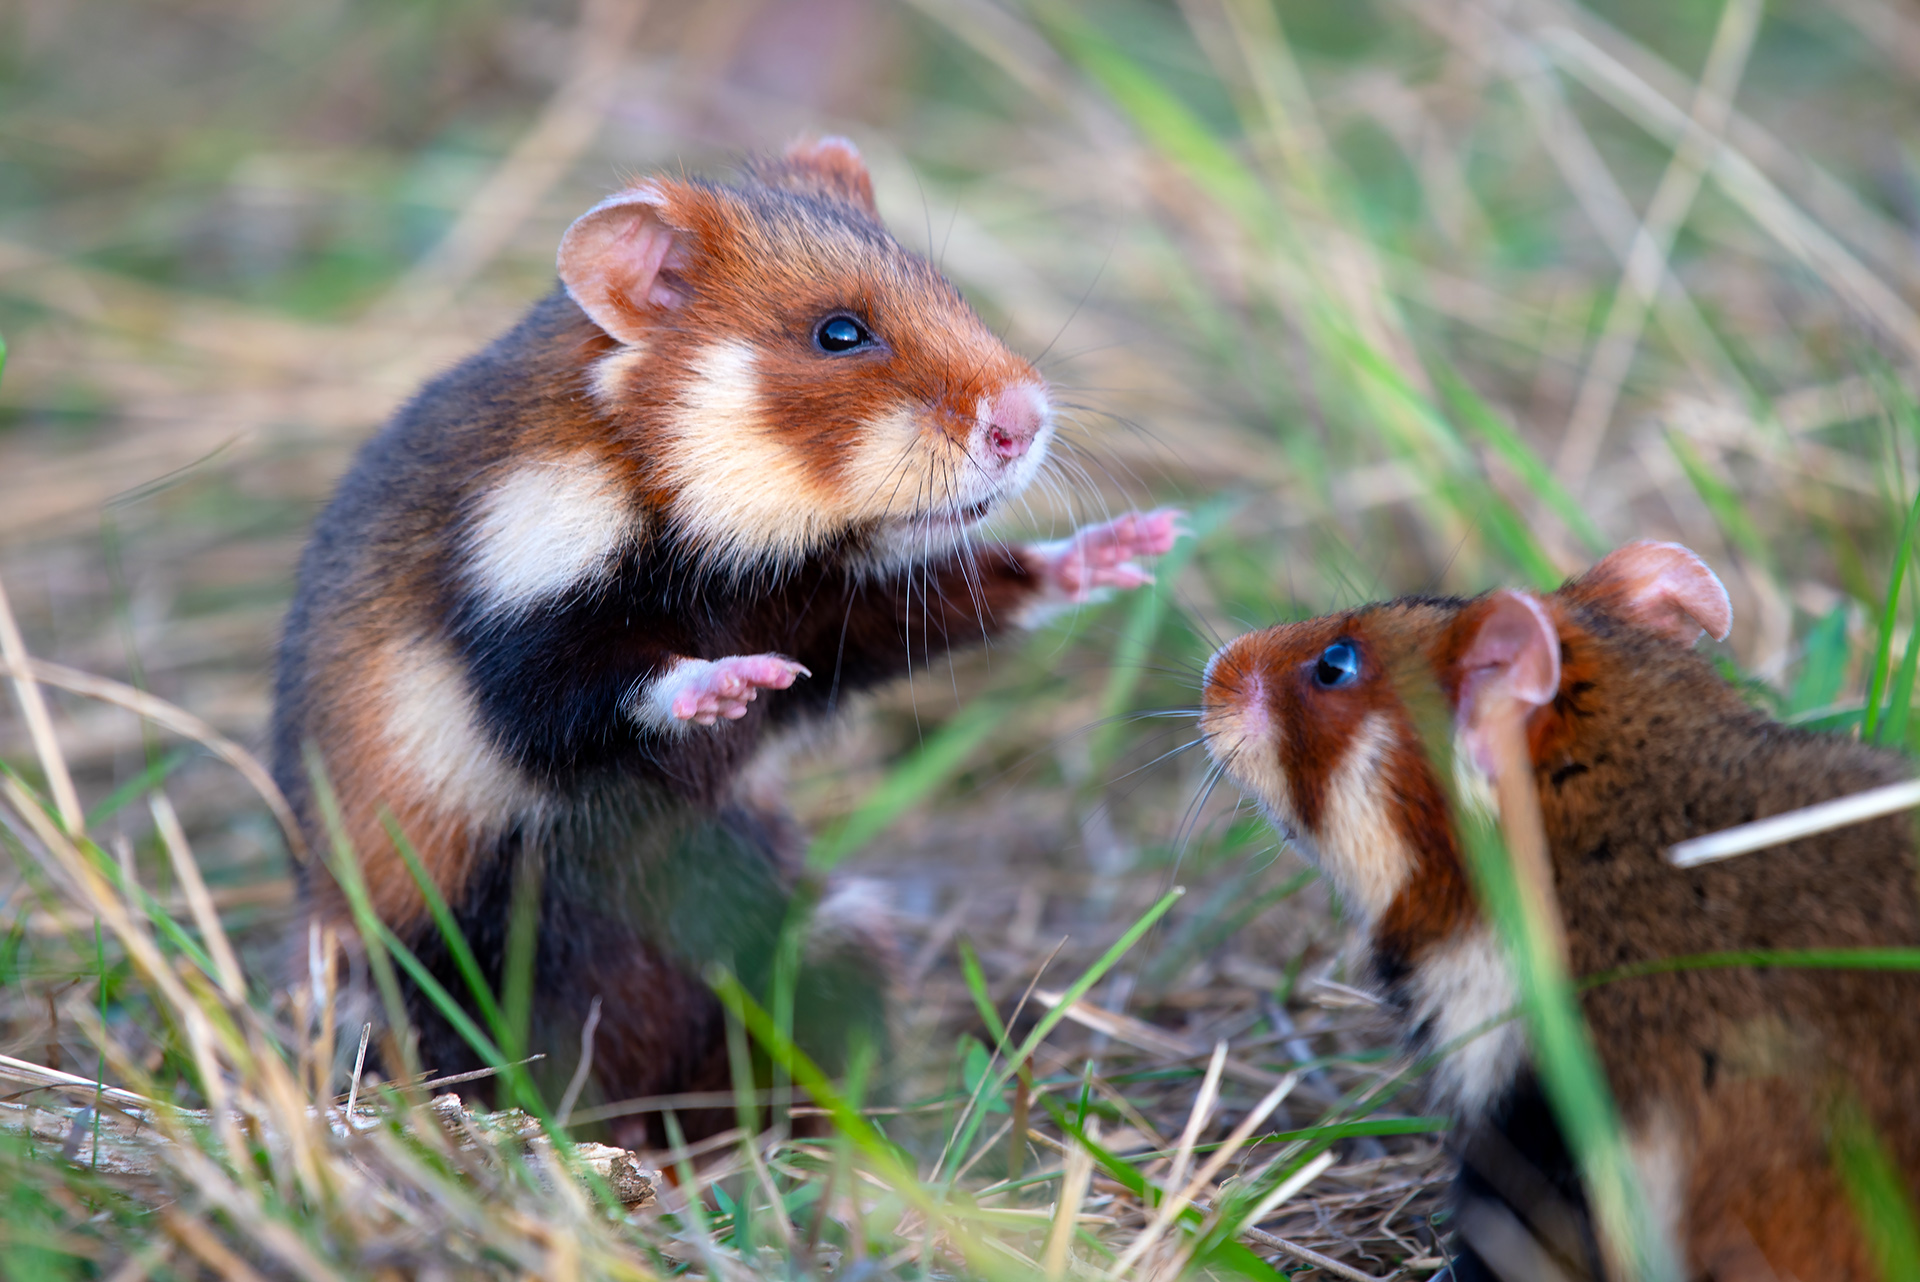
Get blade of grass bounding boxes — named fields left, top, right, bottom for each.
left=1787, top=605, right=1851, bottom=716
left=304, top=748, right=421, bottom=1084
left=1880, top=596, right=1920, bottom=745
left=1668, top=431, right=1769, bottom=565
left=1437, top=366, right=1609, bottom=556
left=1585, top=946, right=1920, bottom=987
left=938, top=886, right=1185, bottom=1183
left=1088, top=499, right=1229, bottom=771
left=807, top=692, right=1014, bottom=871
left=710, top=971, right=1032, bottom=1282
left=1830, top=1091, right=1920, bottom=1281
left=85, top=746, right=193, bottom=828
left=1432, top=685, right=1682, bottom=1281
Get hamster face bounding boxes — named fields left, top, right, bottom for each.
left=1201, top=603, right=1460, bottom=922
left=589, top=180, right=1054, bottom=575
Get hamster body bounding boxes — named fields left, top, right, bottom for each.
left=274, top=138, right=1177, bottom=1142
left=1201, top=542, right=1920, bottom=1280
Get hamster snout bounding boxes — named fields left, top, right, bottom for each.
left=984, top=383, right=1048, bottom=462
left=1199, top=633, right=1273, bottom=758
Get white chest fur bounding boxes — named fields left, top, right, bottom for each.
left=1405, top=925, right=1527, bottom=1118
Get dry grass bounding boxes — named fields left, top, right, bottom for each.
left=4, top=0, right=1920, bottom=1276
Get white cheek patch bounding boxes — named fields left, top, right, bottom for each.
left=1204, top=705, right=1297, bottom=840
left=464, top=451, right=638, bottom=615
left=1315, top=711, right=1417, bottom=923
left=1407, top=925, right=1526, bottom=1118
left=381, top=636, right=541, bottom=834
left=658, top=341, right=844, bottom=570
left=591, top=343, right=650, bottom=406
left=842, top=403, right=943, bottom=524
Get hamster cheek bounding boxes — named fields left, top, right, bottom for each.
left=1307, top=711, right=1417, bottom=923
left=840, top=403, right=948, bottom=525
left=659, top=341, right=847, bottom=567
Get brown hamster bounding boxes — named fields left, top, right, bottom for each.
left=272, top=137, right=1178, bottom=1143
left=1201, top=541, right=1920, bottom=1280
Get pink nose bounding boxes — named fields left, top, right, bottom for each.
left=987, top=384, right=1046, bottom=461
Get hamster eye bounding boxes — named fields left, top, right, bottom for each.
left=815, top=314, right=874, bottom=353
left=1313, top=640, right=1360, bottom=689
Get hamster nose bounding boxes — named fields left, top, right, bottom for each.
left=987, top=384, right=1047, bottom=462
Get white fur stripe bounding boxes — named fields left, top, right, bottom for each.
left=382, top=636, right=539, bottom=824
left=1318, top=711, right=1414, bottom=922
left=464, top=452, right=637, bottom=614
left=1409, top=926, right=1525, bottom=1117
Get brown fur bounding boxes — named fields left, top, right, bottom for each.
left=273, top=140, right=1094, bottom=1139
left=1203, top=554, right=1920, bottom=1278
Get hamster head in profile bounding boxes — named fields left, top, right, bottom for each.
left=558, top=136, right=1053, bottom=575
left=1200, top=599, right=1463, bottom=924
left=1198, top=541, right=1734, bottom=931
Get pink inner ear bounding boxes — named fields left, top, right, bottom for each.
left=1582, top=540, right=1732, bottom=644
left=1459, top=590, right=1561, bottom=708
left=556, top=188, right=686, bottom=345
left=1456, top=591, right=1562, bottom=773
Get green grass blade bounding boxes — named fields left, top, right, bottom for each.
left=1668, top=432, right=1768, bottom=564
left=958, top=937, right=1008, bottom=1045
left=1456, top=805, right=1680, bottom=1281
left=1831, top=1092, right=1920, bottom=1282
left=1865, top=487, right=1920, bottom=740
left=383, top=816, right=503, bottom=1032
left=938, top=885, right=1184, bottom=1183
left=1883, top=600, right=1920, bottom=745
left=806, top=693, right=1013, bottom=871
left=1038, top=8, right=1268, bottom=226
left=85, top=747, right=193, bottom=827
left=1437, top=365, right=1609, bottom=556
left=1787, top=605, right=1851, bottom=716
left=1585, top=947, right=1920, bottom=987
left=1089, top=498, right=1227, bottom=770
left=304, top=746, right=419, bottom=1082
left=1401, top=673, right=1679, bottom=1280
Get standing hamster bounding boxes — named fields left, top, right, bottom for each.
left=273, top=137, right=1178, bottom=1142
left=1201, top=542, right=1920, bottom=1280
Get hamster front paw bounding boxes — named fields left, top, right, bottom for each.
left=1032, top=508, right=1185, bottom=603
left=639, top=654, right=811, bottom=728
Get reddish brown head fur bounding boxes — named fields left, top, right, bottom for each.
left=554, top=139, right=1052, bottom=572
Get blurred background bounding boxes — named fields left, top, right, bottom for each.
left=6, top=0, right=1920, bottom=1269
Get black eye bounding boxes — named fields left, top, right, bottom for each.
left=815, top=314, right=873, bottom=353
left=1313, top=640, right=1360, bottom=689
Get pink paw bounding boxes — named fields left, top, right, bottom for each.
left=1037, top=508, right=1185, bottom=602
left=662, top=654, right=809, bottom=726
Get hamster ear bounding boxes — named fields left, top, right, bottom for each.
left=1566, top=540, right=1732, bottom=645
left=749, top=135, right=878, bottom=216
left=557, top=184, right=691, bottom=345
left=1456, top=590, right=1562, bottom=773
